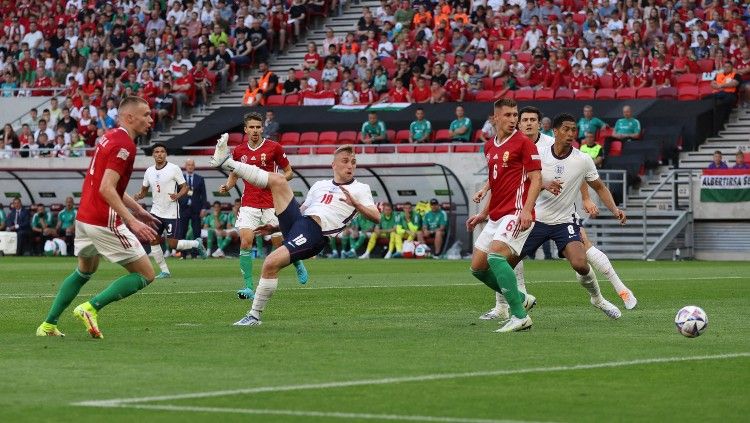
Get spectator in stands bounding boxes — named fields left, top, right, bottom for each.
left=733, top=151, right=750, bottom=169
left=263, top=110, right=280, bottom=142
left=361, top=112, right=388, bottom=144
left=358, top=81, right=375, bottom=105
left=422, top=199, right=447, bottom=257
left=409, top=108, right=432, bottom=143
left=444, top=69, right=467, bottom=102
left=340, top=81, right=358, bottom=105
left=712, top=61, right=741, bottom=103
left=525, top=54, right=548, bottom=89
left=154, top=84, right=176, bottom=132
left=448, top=105, right=472, bottom=143
left=707, top=151, right=729, bottom=169
left=3, top=124, right=19, bottom=150
left=283, top=68, right=300, bottom=95
left=478, top=113, right=496, bottom=143
left=289, top=0, right=308, bottom=42
left=612, top=105, right=642, bottom=142
left=6, top=197, right=31, bottom=256
left=541, top=117, right=554, bottom=137
left=580, top=132, right=604, bottom=168
left=242, top=78, right=262, bottom=107
left=577, top=105, right=607, bottom=140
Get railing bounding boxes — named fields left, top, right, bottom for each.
left=180, top=142, right=486, bottom=155
left=0, top=146, right=96, bottom=158
left=642, top=169, right=698, bottom=258
left=598, top=169, right=628, bottom=209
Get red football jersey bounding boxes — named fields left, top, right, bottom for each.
left=233, top=139, right=290, bottom=209
left=412, top=84, right=431, bottom=102
left=484, top=130, right=541, bottom=221
left=77, top=127, right=136, bottom=227
left=444, top=79, right=465, bottom=101
left=612, top=72, right=630, bottom=88
left=652, top=66, right=671, bottom=85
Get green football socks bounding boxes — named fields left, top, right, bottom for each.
left=45, top=269, right=93, bottom=324
left=89, top=273, right=148, bottom=310
left=239, top=248, right=253, bottom=289
left=488, top=253, right=526, bottom=318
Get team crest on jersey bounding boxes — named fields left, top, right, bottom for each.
left=240, top=155, right=248, bottom=163
left=555, top=164, right=565, bottom=175
left=260, top=153, right=267, bottom=167
left=116, top=148, right=129, bottom=160
left=502, top=151, right=510, bottom=167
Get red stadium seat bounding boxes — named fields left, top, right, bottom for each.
left=514, top=89, right=534, bottom=101
left=609, top=140, right=623, bottom=157
left=337, top=130, right=357, bottom=144
left=434, top=129, right=452, bottom=142
left=318, top=131, right=338, bottom=144
left=678, top=86, right=700, bottom=100
left=658, top=87, right=678, bottom=99
left=386, top=129, right=396, bottom=143
left=535, top=88, right=555, bottom=100
left=595, top=88, right=616, bottom=99
left=574, top=88, right=595, bottom=100
left=435, top=145, right=450, bottom=153
left=395, top=129, right=411, bottom=144
left=280, top=132, right=300, bottom=145
left=675, top=73, right=698, bottom=88
left=397, top=145, right=416, bottom=153
left=636, top=87, right=657, bottom=98
left=284, top=94, right=299, bottom=105
left=265, top=95, right=284, bottom=106
left=497, top=89, right=513, bottom=99
left=474, top=90, right=496, bottom=102
left=699, top=84, right=714, bottom=98
left=599, top=74, right=614, bottom=89
left=616, top=87, right=636, bottom=99
left=415, top=145, right=435, bottom=153
left=596, top=127, right=613, bottom=145
left=455, top=144, right=481, bottom=153
left=299, top=131, right=318, bottom=145
left=472, top=129, right=484, bottom=142
left=517, top=52, right=532, bottom=63
left=482, top=78, right=494, bottom=91
left=228, top=133, right=244, bottom=146
left=556, top=88, right=575, bottom=99
left=316, top=146, right=337, bottom=154
left=493, top=78, right=506, bottom=89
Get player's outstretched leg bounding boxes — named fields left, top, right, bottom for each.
left=586, top=246, right=636, bottom=309
left=36, top=268, right=94, bottom=337
left=150, top=243, right=171, bottom=279
left=487, top=252, right=533, bottom=333
left=576, top=266, right=622, bottom=320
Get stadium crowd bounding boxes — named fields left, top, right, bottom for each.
left=242, top=0, right=750, bottom=107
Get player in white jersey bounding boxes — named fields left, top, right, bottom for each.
left=475, top=108, right=636, bottom=322
left=133, top=143, right=207, bottom=278
left=208, top=140, right=380, bottom=326
left=516, top=113, right=626, bottom=319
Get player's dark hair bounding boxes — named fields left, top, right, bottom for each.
left=118, top=95, right=148, bottom=111
left=553, top=113, right=577, bottom=129
left=244, top=112, right=263, bottom=126
left=335, top=145, right=355, bottom=155
left=213, top=201, right=221, bottom=206
left=519, top=106, right=542, bottom=121
left=494, top=98, right=517, bottom=109
left=151, top=142, right=167, bottom=153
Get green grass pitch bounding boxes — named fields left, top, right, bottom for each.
left=1, top=257, right=748, bottom=422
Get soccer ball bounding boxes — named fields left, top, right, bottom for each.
left=675, top=306, right=708, bottom=338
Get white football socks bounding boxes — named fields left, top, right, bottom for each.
left=514, top=260, right=527, bottom=293
left=150, top=245, right=169, bottom=273
left=223, top=158, right=269, bottom=188
left=586, top=246, right=627, bottom=293
left=576, top=265, right=603, bottom=302
left=250, top=277, right=278, bottom=319
left=176, top=239, right=200, bottom=250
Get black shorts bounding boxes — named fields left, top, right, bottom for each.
left=520, top=221, right=582, bottom=259
left=277, top=199, right=327, bottom=262
left=152, top=214, right=179, bottom=238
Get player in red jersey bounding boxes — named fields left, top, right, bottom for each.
left=466, top=98, right=543, bottom=333
left=37, top=96, right=160, bottom=339
left=219, top=112, right=308, bottom=300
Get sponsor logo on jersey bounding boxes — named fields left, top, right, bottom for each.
left=116, top=148, right=130, bottom=160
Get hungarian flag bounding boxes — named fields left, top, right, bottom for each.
left=700, top=169, right=750, bottom=202
left=301, top=91, right=336, bottom=106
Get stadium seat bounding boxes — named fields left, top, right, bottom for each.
left=337, top=130, right=357, bottom=144
left=616, top=87, right=636, bottom=99
left=596, top=127, right=613, bottom=145
left=475, top=90, right=496, bottom=102
left=497, top=89, right=513, bottom=99
left=574, top=88, right=595, bottom=100
left=493, top=78, right=506, bottom=89
left=553, top=88, right=573, bottom=99
left=697, top=59, right=714, bottom=73
left=657, top=87, right=678, bottom=99
left=434, top=129, right=452, bottom=142
left=599, top=74, right=614, bottom=89
left=397, top=145, right=416, bottom=153
left=455, top=144, right=481, bottom=153
left=265, top=95, right=284, bottom=106
left=386, top=129, right=396, bottom=143
left=300, top=132, right=318, bottom=145
left=481, top=78, right=494, bottom=91
left=435, top=145, right=450, bottom=153
left=316, top=146, right=336, bottom=154
left=609, top=140, right=623, bottom=157
left=228, top=133, right=244, bottom=146
left=699, top=84, right=714, bottom=98
left=678, top=86, right=700, bottom=100
left=517, top=52, right=532, bottom=63
left=636, top=87, right=657, bottom=98
left=535, top=88, right=555, bottom=100
left=395, top=129, right=411, bottom=144
left=595, top=88, right=616, bottom=99
left=675, top=73, right=698, bottom=88
left=318, top=131, right=338, bottom=145
left=472, top=129, right=483, bottom=143
left=514, top=89, right=534, bottom=101
left=284, top=94, right=299, bottom=105
left=280, top=132, right=300, bottom=145
left=415, top=145, right=435, bottom=153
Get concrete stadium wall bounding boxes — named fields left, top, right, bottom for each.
left=0, top=97, right=54, bottom=127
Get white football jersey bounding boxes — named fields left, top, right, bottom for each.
left=535, top=144, right=599, bottom=225
left=302, top=179, right=375, bottom=235
left=535, top=132, right=555, bottom=150
left=142, top=162, right=185, bottom=219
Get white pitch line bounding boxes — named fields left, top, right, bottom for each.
left=113, top=404, right=548, bottom=423
left=74, top=352, right=750, bottom=408
left=1, top=276, right=745, bottom=299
